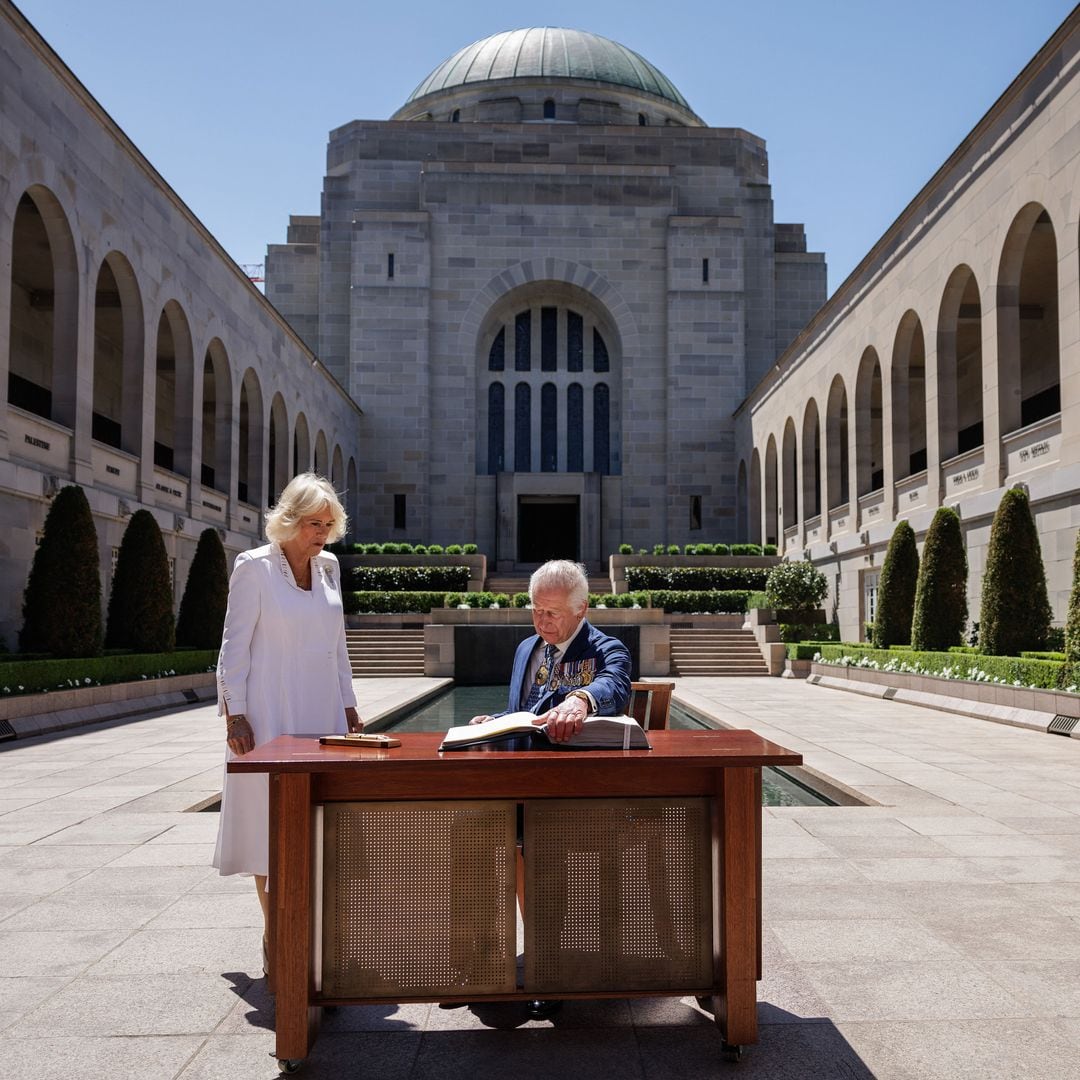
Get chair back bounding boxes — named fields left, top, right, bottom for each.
left=627, top=681, right=674, bottom=731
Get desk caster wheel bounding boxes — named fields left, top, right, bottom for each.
left=721, top=1042, right=743, bottom=1063
left=277, top=1059, right=303, bottom=1075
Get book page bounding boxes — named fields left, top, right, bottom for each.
left=440, top=711, right=539, bottom=746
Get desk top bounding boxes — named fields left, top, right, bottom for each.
left=228, top=730, right=802, bottom=774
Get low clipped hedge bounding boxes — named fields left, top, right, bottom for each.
left=779, top=622, right=841, bottom=644
left=625, top=566, right=769, bottom=591
left=345, top=591, right=448, bottom=614
left=329, top=542, right=478, bottom=555
left=646, top=590, right=752, bottom=613
left=0, top=649, right=219, bottom=697
left=444, top=592, right=512, bottom=609
left=805, top=643, right=1075, bottom=690
left=350, top=566, right=470, bottom=591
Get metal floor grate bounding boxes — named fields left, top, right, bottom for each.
left=1048, top=714, right=1080, bottom=736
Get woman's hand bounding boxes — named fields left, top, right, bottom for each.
left=345, top=707, right=363, bottom=733
left=225, top=714, right=255, bottom=755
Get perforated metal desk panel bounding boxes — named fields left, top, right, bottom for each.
left=229, top=729, right=802, bottom=1065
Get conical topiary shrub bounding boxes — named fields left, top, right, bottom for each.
left=1065, top=530, right=1080, bottom=664
left=872, top=520, right=919, bottom=649
left=105, top=510, right=175, bottom=653
left=979, top=487, right=1052, bottom=656
left=175, top=528, right=229, bottom=649
left=19, top=485, right=103, bottom=658
left=911, top=506, right=968, bottom=652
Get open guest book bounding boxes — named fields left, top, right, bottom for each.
left=439, top=711, right=651, bottom=751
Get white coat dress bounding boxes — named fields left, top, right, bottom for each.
left=212, top=543, right=357, bottom=876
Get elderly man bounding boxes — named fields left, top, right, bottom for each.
left=471, top=559, right=631, bottom=742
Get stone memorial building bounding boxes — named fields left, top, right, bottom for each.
left=266, top=27, right=826, bottom=568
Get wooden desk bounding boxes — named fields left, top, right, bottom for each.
left=230, top=729, right=801, bottom=1070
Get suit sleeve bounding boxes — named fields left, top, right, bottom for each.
left=216, top=553, right=260, bottom=716
left=585, top=633, right=632, bottom=716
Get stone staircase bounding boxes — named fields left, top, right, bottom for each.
left=669, top=627, right=768, bottom=676
left=346, top=629, right=425, bottom=677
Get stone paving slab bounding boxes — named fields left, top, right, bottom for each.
left=4, top=675, right=1080, bottom=1077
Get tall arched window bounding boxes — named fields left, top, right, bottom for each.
left=593, top=384, right=610, bottom=475
left=514, top=383, right=531, bottom=471
left=541, top=382, right=557, bottom=471
left=567, top=383, right=583, bottom=471
left=543, top=99, right=556, bottom=119
left=487, top=382, right=505, bottom=474
left=488, top=327, right=505, bottom=371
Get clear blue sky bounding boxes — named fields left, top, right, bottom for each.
left=15, top=0, right=1077, bottom=295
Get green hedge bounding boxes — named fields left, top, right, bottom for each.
left=329, top=542, right=479, bottom=555
left=807, top=643, right=1072, bottom=690
left=0, top=650, right=218, bottom=697
left=646, top=590, right=752, bottom=613
left=350, top=566, right=470, bottom=591
left=625, top=566, right=769, bottom=591
left=779, top=622, right=841, bottom=644
left=345, top=591, right=448, bottom=614
left=443, top=592, right=512, bottom=609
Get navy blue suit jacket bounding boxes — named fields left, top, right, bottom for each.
left=499, top=620, right=632, bottom=717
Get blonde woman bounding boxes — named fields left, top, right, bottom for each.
left=212, top=473, right=362, bottom=959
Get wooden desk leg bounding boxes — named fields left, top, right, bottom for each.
left=271, top=772, right=319, bottom=1066
left=714, top=766, right=758, bottom=1050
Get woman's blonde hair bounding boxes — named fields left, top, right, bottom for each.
left=265, top=473, right=347, bottom=544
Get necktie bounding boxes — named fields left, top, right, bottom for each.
left=524, top=643, right=557, bottom=712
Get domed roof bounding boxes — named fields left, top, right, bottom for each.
left=405, top=27, right=691, bottom=111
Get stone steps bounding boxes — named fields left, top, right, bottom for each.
left=345, top=629, right=426, bottom=677
left=669, top=627, right=768, bottom=677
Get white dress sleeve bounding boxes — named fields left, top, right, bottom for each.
left=336, top=612, right=358, bottom=709
left=216, top=553, right=261, bottom=716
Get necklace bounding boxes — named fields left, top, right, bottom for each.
left=277, top=546, right=315, bottom=591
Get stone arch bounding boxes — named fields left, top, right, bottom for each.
left=331, top=444, right=344, bottom=490
left=825, top=374, right=849, bottom=509
left=346, top=456, right=358, bottom=539
left=4, top=184, right=81, bottom=428
left=890, top=310, right=927, bottom=480
left=748, top=448, right=762, bottom=545
left=936, top=264, right=983, bottom=461
left=268, top=392, right=289, bottom=507
left=764, top=436, right=778, bottom=547
left=855, top=347, right=883, bottom=496
left=90, top=249, right=144, bottom=455
left=200, top=338, right=233, bottom=494
left=736, top=458, right=748, bottom=542
left=153, top=300, right=195, bottom=477
left=996, top=202, right=1060, bottom=435
left=293, top=412, right=311, bottom=476
left=238, top=368, right=265, bottom=507
left=801, top=398, right=821, bottom=521
left=314, top=430, right=329, bottom=476
left=781, top=418, right=798, bottom=533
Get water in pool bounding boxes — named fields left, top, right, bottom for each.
left=382, top=685, right=830, bottom=807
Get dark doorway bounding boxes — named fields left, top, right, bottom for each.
left=518, top=496, right=579, bottom=562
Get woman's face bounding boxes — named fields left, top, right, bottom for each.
left=291, top=504, right=335, bottom=556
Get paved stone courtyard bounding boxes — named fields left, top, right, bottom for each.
left=3, top=676, right=1080, bottom=1078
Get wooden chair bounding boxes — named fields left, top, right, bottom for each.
left=627, top=681, right=674, bottom=730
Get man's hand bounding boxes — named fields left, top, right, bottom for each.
left=345, top=707, right=363, bottom=733
left=534, top=696, right=589, bottom=742
left=469, top=714, right=493, bottom=726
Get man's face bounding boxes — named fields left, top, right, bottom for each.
left=531, top=586, right=587, bottom=645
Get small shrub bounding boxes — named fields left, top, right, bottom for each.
left=653, top=544, right=666, bottom=555
left=512, top=592, right=531, bottom=608
left=462, top=544, right=479, bottom=555
left=445, top=544, right=463, bottom=555
left=763, top=544, right=778, bottom=556
left=714, top=543, right=730, bottom=556
left=426, top=544, right=444, bottom=555
left=105, top=510, right=175, bottom=654
left=638, top=548, right=647, bottom=555
left=911, top=506, right=968, bottom=652
left=175, top=528, right=229, bottom=650
left=764, top=561, right=827, bottom=613
left=979, top=487, right=1051, bottom=655
left=666, top=544, right=681, bottom=555
left=730, top=544, right=762, bottom=556
left=20, top=484, right=103, bottom=658
left=746, top=591, right=769, bottom=610
left=618, top=544, right=633, bottom=555
left=412, top=544, right=428, bottom=555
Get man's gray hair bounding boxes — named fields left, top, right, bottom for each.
left=529, top=560, right=589, bottom=609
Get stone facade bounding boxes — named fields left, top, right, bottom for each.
left=267, top=31, right=825, bottom=568
left=0, top=3, right=362, bottom=649
left=737, top=11, right=1080, bottom=640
